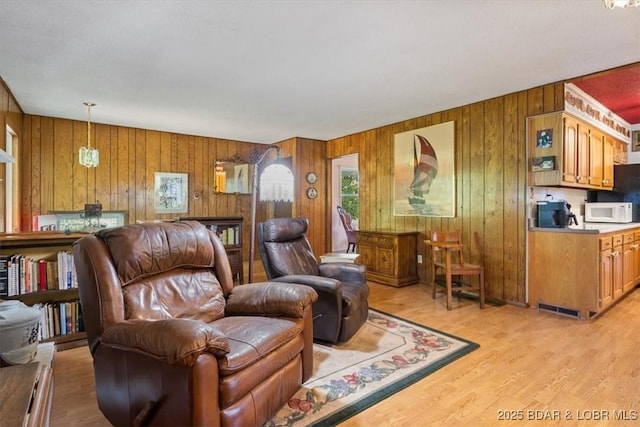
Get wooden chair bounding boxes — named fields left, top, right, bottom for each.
left=426, top=230, right=485, bottom=310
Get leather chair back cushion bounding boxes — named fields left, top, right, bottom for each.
left=260, top=218, right=319, bottom=277
left=263, top=240, right=319, bottom=277
left=96, top=221, right=226, bottom=322
left=123, top=271, right=226, bottom=322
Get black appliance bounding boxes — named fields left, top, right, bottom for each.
left=536, top=200, right=578, bottom=228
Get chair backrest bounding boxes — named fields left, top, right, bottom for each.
left=337, top=206, right=353, bottom=231
left=73, top=220, right=234, bottom=354
left=337, top=206, right=356, bottom=243
left=257, top=217, right=320, bottom=279
left=430, top=230, right=465, bottom=265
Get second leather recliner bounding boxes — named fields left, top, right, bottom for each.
left=257, top=217, right=369, bottom=343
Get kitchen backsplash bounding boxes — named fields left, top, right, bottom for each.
left=528, top=186, right=587, bottom=227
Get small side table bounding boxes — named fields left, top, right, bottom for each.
left=319, top=252, right=360, bottom=264
left=0, top=343, right=55, bottom=427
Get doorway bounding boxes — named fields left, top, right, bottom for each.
left=330, top=154, right=359, bottom=252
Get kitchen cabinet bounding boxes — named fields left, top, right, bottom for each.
left=622, top=232, right=637, bottom=293
left=613, top=137, right=628, bottom=165
left=528, top=225, right=640, bottom=319
left=603, top=135, right=615, bottom=190
left=356, top=230, right=419, bottom=287
left=528, top=112, right=620, bottom=190
left=588, top=127, right=604, bottom=188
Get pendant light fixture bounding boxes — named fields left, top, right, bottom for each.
left=79, top=102, right=99, bottom=168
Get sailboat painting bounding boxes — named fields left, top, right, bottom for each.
left=394, top=121, right=455, bottom=217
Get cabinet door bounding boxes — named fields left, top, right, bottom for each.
left=602, top=135, right=615, bottom=189
left=376, top=246, right=395, bottom=276
left=612, top=246, right=623, bottom=299
left=588, top=128, right=604, bottom=188
left=357, top=242, right=376, bottom=272
left=599, top=248, right=614, bottom=309
left=562, top=116, right=579, bottom=184
left=577, top=123, right=590, bottom=186
left=623, top=243, right=635, bottom=293
left=634, top=237, right=640, bottom=285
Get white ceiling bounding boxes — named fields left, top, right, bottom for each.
left=0, top=1, right=638, bottom=144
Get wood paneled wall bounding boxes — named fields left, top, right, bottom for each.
left=20, top=115, right=275, bottom=259
left=327, top=83, right=565, bottom=304
left=276, top=137, right=328, bottom=255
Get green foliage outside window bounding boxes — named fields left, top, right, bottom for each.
left=340, top=169, right=359, bottom=221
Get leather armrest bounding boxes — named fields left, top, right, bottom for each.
left=319, top=262, right=366, bottom=283
left=225, top=282, right=318, bottom=318
left=271, top=275, right=342, bottom=294
left=100, top=318, right=230, bottom=367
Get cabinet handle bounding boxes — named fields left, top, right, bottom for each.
left=611, top=251, right=619, bottom=257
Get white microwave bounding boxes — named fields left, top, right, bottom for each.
left=585, top=202, right=633, bottom=223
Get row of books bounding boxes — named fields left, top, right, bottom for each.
left=32, top=301, right=84, bottom=341
left=0, top=251, right=78, bottom=297
left=209, top=225, right=240, bottom=245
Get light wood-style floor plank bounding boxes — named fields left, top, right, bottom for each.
left=51, top=278, right=640, bottom=427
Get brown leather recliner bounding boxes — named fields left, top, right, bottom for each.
left=72, top=221, right=317, bottom=427
left=257, top=217, right=369, bottom=344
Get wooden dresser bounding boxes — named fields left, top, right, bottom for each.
left=356, top=230, right=419, bottom=287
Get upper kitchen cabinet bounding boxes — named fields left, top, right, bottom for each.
left=528, top=111, right=623, bottom=191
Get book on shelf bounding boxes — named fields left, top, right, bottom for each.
left=33, top=301, right=85, bottom=340
left=0, top=254, right=8, bottom=297
left=1, top=251, right=76, bottom=295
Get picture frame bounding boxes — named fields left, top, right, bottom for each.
left=531, top=156, right=555, bottom=171
left=632, top=130, right=640, bottom=152
left=536, top=129, right=553, bottom=149
left=154, top=172, right=188, bottom=213
left=393, top=121, right=456, bottom=217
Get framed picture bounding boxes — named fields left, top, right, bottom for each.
left=536, top=129, right=553, bottom=149
left=154, top=172, right=188, bottom=213
left=393, top=121, right=456, bottom=217
left=632, top=130, right=640, bottom=152
left=531, top=156, right=555, bottom=171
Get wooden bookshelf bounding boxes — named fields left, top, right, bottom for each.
left=0, top=232, right=88, bottom=349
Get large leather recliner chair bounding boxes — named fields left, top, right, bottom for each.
left=257, top=217, right=369, bottom=344
left=72, top=221, right=317, bottom=427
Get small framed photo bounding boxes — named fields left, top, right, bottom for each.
left=536, top=129, right=553, bottom=149
left=532, top=156, right=555, bottom=171
left=632, top=130, right=640, bottom=152
left=154, top=172, right=188, bottom=214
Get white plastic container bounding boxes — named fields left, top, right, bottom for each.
left=0, top=300, right=40, bottom=364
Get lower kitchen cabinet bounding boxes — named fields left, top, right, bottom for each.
left=356, top=230, right=419, bottom=287
left=528, top=226, right=640, bottom=319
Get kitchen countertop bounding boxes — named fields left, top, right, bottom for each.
left=529, top=222, right=640, bottom=234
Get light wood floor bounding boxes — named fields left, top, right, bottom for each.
left=51, top=279, right=640, bottom=427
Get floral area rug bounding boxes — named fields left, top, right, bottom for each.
left=265, top=308, right=479, bottom=427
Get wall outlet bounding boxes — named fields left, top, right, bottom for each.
left=417, top=254, right=423, bottom=264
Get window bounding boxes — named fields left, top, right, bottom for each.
left=339, top=167, right=359, bottom=223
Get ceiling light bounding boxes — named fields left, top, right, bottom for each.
left=78, top=102, right=99, bottom=168
left=604, top=0, right=640, bottom=8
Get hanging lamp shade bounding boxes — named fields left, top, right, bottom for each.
left=259, top=164, right=294, bottom=202
left=79, top=102, right=99, bottom=168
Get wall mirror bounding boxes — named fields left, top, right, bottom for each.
left=214, top=155, right=251, bottom=194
